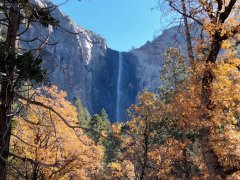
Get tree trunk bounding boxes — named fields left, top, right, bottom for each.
left=0, top=81, right=14, bottom=179
left=181, top=0, right=194, bottom=68
left=140, top=124, right=149, bottom=180
left=32, top=164, right=39, bottom=180
left=200, top=32, right=225, bottom=179
left=199, top=128, right=225, bottom=179
left=6, top=0, right=20, bottom=52
left=0, top=1, right=20, bottom=178
left=182, top=148, right=190, bottom=180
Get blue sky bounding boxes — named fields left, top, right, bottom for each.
left=52, top=0, right=167, bottom=51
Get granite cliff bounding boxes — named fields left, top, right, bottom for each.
left=21, top=0, right=188, bottom=121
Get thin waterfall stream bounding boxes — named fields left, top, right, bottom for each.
left=116, top=52, right=123, bottom=121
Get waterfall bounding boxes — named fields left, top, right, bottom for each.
left=116, top=52, right=123, bottom=122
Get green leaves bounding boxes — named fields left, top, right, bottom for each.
left=17, top=52, right=45, bottom=83
left=0, top=47, right=45, bottom=84
left=88, top=110, right=111, bottom=143
left=159, top=48, right=188, bottom=102
left=33, top=8, right=59, bottom=27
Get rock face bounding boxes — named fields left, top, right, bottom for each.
left=22, top=0, right=188, bottom=121
left=92, top=49, right=139, bottom=122
left=94, top=27, right=187, bottom=121
left=132, top=27, right=187, bottom=93
left=21, top=0, right=107, bottom=114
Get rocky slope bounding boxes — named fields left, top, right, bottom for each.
left=21, top=0, right=107, bottom=113
left=22, top=0, right=188, bottom=121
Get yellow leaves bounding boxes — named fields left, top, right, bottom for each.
left=212, top=59, right=240, bottom=113
left=148, top=150, right=162, bottom=165
left=11, top=86, right=104, bottom=179
left=210, top=125, right=240, bottom=170
left=203, top=59, right=240, bottom=174
left=222, top=40, right=233, bottom=50
left=138, top=92, right=159, bottom=107
left=227, top=171, right=240, bottom=180
left=204, top=20, right=218, bottom=36
left=110, top=89, right=193, bottom=179
left=112, top=123, right=122, bottom=134
left=108, top=162, right=122, bottom=171
left=108, top=160, right=135, bottom=179
left=170, top=79, right=202, bottom=129
left=237, top=34, right=240, bottom=41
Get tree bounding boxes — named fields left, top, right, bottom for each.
left=107, top=160, right=135, bottom=180
left=158, top=0, right=203, bottom=67
left=159, top=0, right=240, bottom=178
left=9, top=86, right=104, bottom=179
left=181, top=0, right=195, bottom=67
left=74, top=97, right=91, bottom=128
left=159, top=47, right=188, bottom=102
left=170, top=51, right=240, bottom=179
left=195, top=1, right=240, bottom=178
left=87, top=109, right=111, bottom=143
left=107, top=93, right=188, bottom=179
left=0, top=1, right=59, bottom=177
left=102, top=130, right=121, bottom=165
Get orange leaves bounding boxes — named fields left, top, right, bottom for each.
left=107, top=160, right=135, bottom=179
left=108, top=90, right=193, bottom=179
left=210, top=125, right=240, bottom=171
left=11, top=86, right=104, bottom=179
left=209, top=59, right=240, bottom=173
left=212, top=59, right=240, bottom=125
left=170, top=79, right=202, bottom=129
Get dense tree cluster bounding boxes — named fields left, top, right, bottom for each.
left=0, top=0, right=240, bottom=179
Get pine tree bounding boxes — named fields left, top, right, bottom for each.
left=74, top=97, right=91, bottom=128
left=0, top=1, right=58, bottom=177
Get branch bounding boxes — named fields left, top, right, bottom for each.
left=16, top=93, right=106, bottom=139
left=168, top=1, right=203, bottom=26
left=224, top=166, right=240, bottom=176
left=17, top=36, right=39, bottom=42
left=220, top=0, right=237, bottom=23
left=16, top=94, right=81, bottom=129
left=11, top=134, right=39, bottom=148
left=9, top=152, right=62, bottom=167
left=222, top=24, right=240, bottom=39
left=18, top=14, right=34, bottom=36
left=201, top=0, right=214, bottom=19
left=48, top=158, right=74, bottom=179
left=216, top=0, right=223, bottom=13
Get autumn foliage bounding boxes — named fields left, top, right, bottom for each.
left=9, top=86, right=104, bottom=179
left=1, top=0, right=240, bottom=179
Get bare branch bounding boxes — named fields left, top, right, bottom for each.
left=220, top=0, right=237, bottom=23
left=168, top=1, right=203, bottom=26
left=9, top=152, right=73, bottom=168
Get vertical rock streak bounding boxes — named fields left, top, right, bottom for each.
left=116, top=52, right=123, bottom=121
